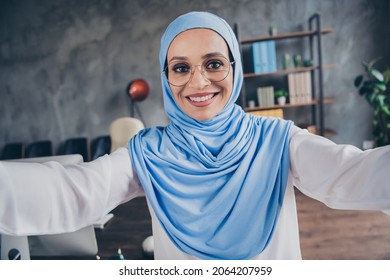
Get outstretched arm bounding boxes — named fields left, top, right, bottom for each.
left=290, top=127, right=390, bottom=210
left=0, top=147, right=144, bottom=236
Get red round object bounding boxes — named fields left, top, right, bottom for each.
left=128, top=79, right=149, bottom=101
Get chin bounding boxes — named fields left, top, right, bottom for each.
left=190, top=111, right=218, bottom=122
left=195, top=116, right=213, bottom=122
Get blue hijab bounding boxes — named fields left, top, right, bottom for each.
left=129, top=11, right=292, bottom=259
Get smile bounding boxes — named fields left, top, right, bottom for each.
left=188, top=93, right=215, bottom=102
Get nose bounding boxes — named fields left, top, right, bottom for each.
left=187, top=65, right=211, bottom=89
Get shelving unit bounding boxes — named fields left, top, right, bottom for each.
left=236, top=14, right=335, bottom=137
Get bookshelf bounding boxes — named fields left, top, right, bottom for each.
left=236, top=14, right=335, bottom=137
left=245, top=97, right=336, bottom=111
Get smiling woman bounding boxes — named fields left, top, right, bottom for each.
left=129, top=11, right=296, bottom=260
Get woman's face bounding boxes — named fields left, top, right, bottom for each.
left=166, top=28, right=234, bottom=121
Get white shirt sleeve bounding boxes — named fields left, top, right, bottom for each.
left=290, top=126, right=390, bottom=210
left=0, top=147, right=144, bottom=236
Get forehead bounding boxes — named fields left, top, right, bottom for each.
left=167, top=28, right=230, bottom=60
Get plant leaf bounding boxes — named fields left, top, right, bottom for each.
left=354, top=75, right=363, bottom=87
left=376, top=95, right=385, bottom=107
left=361, top=81, right=376, bottom=95
left=367, top=57, right=382, bottom=69
left=359, top=87, right=367, bottom=96
left=382, top=106, right=390, bottom=115
left=366, top=93, right=376, bottom=105
left=370, top=68, right=384, bottom=82
left=383, top=69, right=390, bottom=84
left=374, top=82, right=386, bottom=92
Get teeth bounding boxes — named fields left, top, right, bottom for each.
left=188, top=94, right=214, bottom=102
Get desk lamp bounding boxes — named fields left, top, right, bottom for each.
left=127, top=79, right=149, bottom=125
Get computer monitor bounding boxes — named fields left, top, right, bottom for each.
left=0, top=154, right=99, bottom=260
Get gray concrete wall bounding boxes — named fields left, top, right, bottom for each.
left=0, top=0, right=389, bottom=152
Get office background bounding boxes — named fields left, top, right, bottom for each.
left=0, top=0, right=389, bottom=150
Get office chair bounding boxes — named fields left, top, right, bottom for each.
left=25, top=140, right=53, bottom=158
left=0, top=142, right=25, bottom=160
left=61, top=137, right=89, bottom=162
left=90, top=135, right=111, bottom=161
left=109, top=117, right=144, bottom=152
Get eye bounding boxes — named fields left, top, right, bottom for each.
left=170, top=63, right=190, bottom=74
left=205, top=59, right=224, bottom=71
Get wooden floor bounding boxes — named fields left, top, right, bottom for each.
left=295, top=189, right=390, bottom=260
left=94, top=191, right=390, bottom=260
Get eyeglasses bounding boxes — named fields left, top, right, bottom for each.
left=163, top=56, right=235, bottom=87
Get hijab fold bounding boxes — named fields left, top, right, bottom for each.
left=129, top=11, right=292, bottom=259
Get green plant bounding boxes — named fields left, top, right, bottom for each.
left=274, top=89, right=288, bottom=98
left=354, top=58, right=390, bottom=147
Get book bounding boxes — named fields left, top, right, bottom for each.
left=252, top=42, right=260, bottom=73
left=287, top=72, right=312, bottom=104
left=288, top=73, right=297, bottom=104
left=252, top=41, right=277, bottom=73
left=242, top=44, right=254, bottom=73
left=257, top=86, right=275, bottom=106
left=252, top=41, right=269, bottom=73
left=297, top=72, right=304, bottom=103
left=304, top=71, right=312, bottom=102
left=267, top=40, right=277, bottom=72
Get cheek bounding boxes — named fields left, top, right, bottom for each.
left=170, top=86, right=185, bottom=104
left=169, top=84, right=178, bottom=98
left=224, top=74, right=234, bottom=98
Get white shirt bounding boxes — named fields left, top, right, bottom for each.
left=1, top=126, right=389, bottom=259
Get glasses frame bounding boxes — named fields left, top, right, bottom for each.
left=162, top=57, right=235, bottom=87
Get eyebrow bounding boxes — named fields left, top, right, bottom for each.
left=168, top=52, right=227, bottom=63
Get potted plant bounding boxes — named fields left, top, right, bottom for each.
left=274, top=89, right=288, bottom=105
left=268, top=23, right=277, bottom=36
left=354, top=58, right=390, bottom=147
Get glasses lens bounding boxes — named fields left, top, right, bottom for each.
left=165, top=56, right=232, bottom=87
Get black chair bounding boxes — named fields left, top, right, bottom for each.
left=60, top=137, right=89, bottom=162
left=25, top=140, right=53, bottom=158
left=1, top=142, right=25, bottom=160
left=90, top=135, right=111, bottom=161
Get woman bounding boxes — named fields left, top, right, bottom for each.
left=0, top=11, right=389, bottom=260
